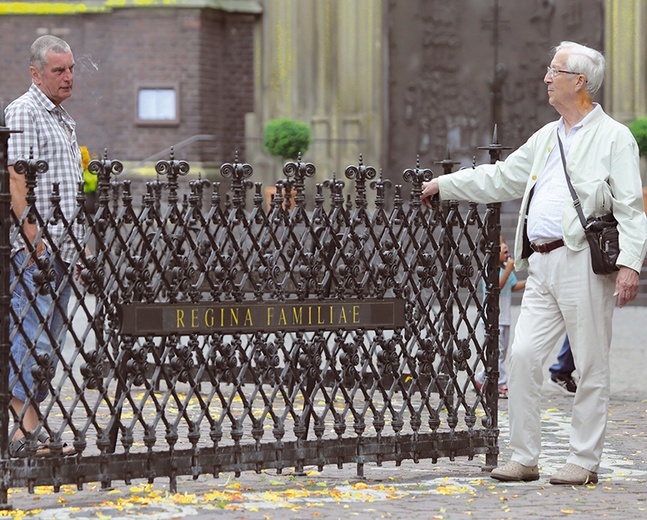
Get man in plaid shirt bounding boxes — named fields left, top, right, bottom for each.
left=5, top=35, right=85, bottom=456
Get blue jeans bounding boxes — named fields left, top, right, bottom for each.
left=9, top=250, right=72, bottom=403
left=549, top=335, right=575, bottom=378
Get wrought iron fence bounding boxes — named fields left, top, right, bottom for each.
left=0, top=115, right=504, bottom=506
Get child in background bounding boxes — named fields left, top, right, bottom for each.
left=476, top=236, right=525, bottom=398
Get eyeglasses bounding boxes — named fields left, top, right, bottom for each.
left=546, top=66, right=582, bottom=78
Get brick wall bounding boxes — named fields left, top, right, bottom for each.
left=0, top=8, right=256, bottom=165
left=199, top=11, right=256, bottom=164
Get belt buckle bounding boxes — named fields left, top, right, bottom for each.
left=531, top=239, right=562, bottom=254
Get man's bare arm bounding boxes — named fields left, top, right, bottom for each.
left=9, top=164, right=44, bottom=257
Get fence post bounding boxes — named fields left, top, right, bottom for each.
left=434, top=150, right=461, bottom=409
left=478, top=124, right=511, bottom=470
left=0, top=105, right=21, bottom=506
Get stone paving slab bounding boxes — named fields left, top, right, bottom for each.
left=6, top=394, right=646, bottom=520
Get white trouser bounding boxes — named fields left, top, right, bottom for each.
left=507, top=246, right=615, bottom=471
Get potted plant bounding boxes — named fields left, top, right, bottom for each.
left=262, top=118, right=311, bottom=161
left=262, top=118, right=312, bottom=208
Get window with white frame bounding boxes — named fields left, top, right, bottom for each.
left=136, top=83, right=179, bottom=125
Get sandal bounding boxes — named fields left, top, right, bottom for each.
left=9, top=433, right=51, bottom=457
left=9, top=433, right=76, bottom=457
left=498, top=384, right=509, bottom=399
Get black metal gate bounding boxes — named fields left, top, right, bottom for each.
left=0, top=116, right=505, bottom=506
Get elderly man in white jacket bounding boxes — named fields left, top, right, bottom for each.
left=421, top=41, right=647, bottom=485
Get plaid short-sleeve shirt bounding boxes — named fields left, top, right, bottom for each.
left=5, top=83, right=84, bottom=263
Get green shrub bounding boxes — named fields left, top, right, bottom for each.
left=628, top=117, right=647, bottom=157
left=262, top=118, right=311, bottom=160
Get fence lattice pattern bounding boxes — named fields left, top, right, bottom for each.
left=0, top=137, right=503, bottom=504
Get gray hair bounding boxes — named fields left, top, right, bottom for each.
left=553, top=41, right=605, bottom=97
left=29, top=35, right=72, bottom=72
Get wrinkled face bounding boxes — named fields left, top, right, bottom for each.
left=30, top=49, right=75, bottom=105
left=544, top=49, right=584, bottom=110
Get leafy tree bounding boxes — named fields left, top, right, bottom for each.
left=628, top=118, right=647, bottom=157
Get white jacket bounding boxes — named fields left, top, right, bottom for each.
left=438, top=107, right=647, bottom=272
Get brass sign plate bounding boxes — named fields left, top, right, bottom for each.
left=117, top=299, right=406, bottom=336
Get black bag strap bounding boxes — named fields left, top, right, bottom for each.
left=557, top=132, right=588, bottom=229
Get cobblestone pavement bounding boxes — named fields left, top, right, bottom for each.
left=5, top=306, right=647, bottom=519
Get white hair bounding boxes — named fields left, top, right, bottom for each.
left=553, top=41, right=605, bottom=96
left=29, top=35, right=72, bottom=72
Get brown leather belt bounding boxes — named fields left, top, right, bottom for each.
left=530, top=239, right=565, bottom=254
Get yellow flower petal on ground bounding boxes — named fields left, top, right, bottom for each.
left=172, top=492, right=197, bottom=504
left=261, top=491, right=283, bottom=503
left=284, top=488, right=310, bottom=499
left=128, top=496, right=151, bottom=505
left=203, top=490, right=230, bottom=502
left=61, top=485, right=76, bottom=495
left=129, top=484, right=146, bottom=493
left=436, top=484, right=468, bottom=495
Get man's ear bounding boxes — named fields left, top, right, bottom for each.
left=29, top=66, right=41, bottom=84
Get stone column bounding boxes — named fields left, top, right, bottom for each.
left=606, top=0, right=647, bottom=186
left=605, top=0, right=647, bottom=123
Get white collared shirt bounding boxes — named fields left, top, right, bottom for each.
left=527, top=105, right=600, bottom=243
